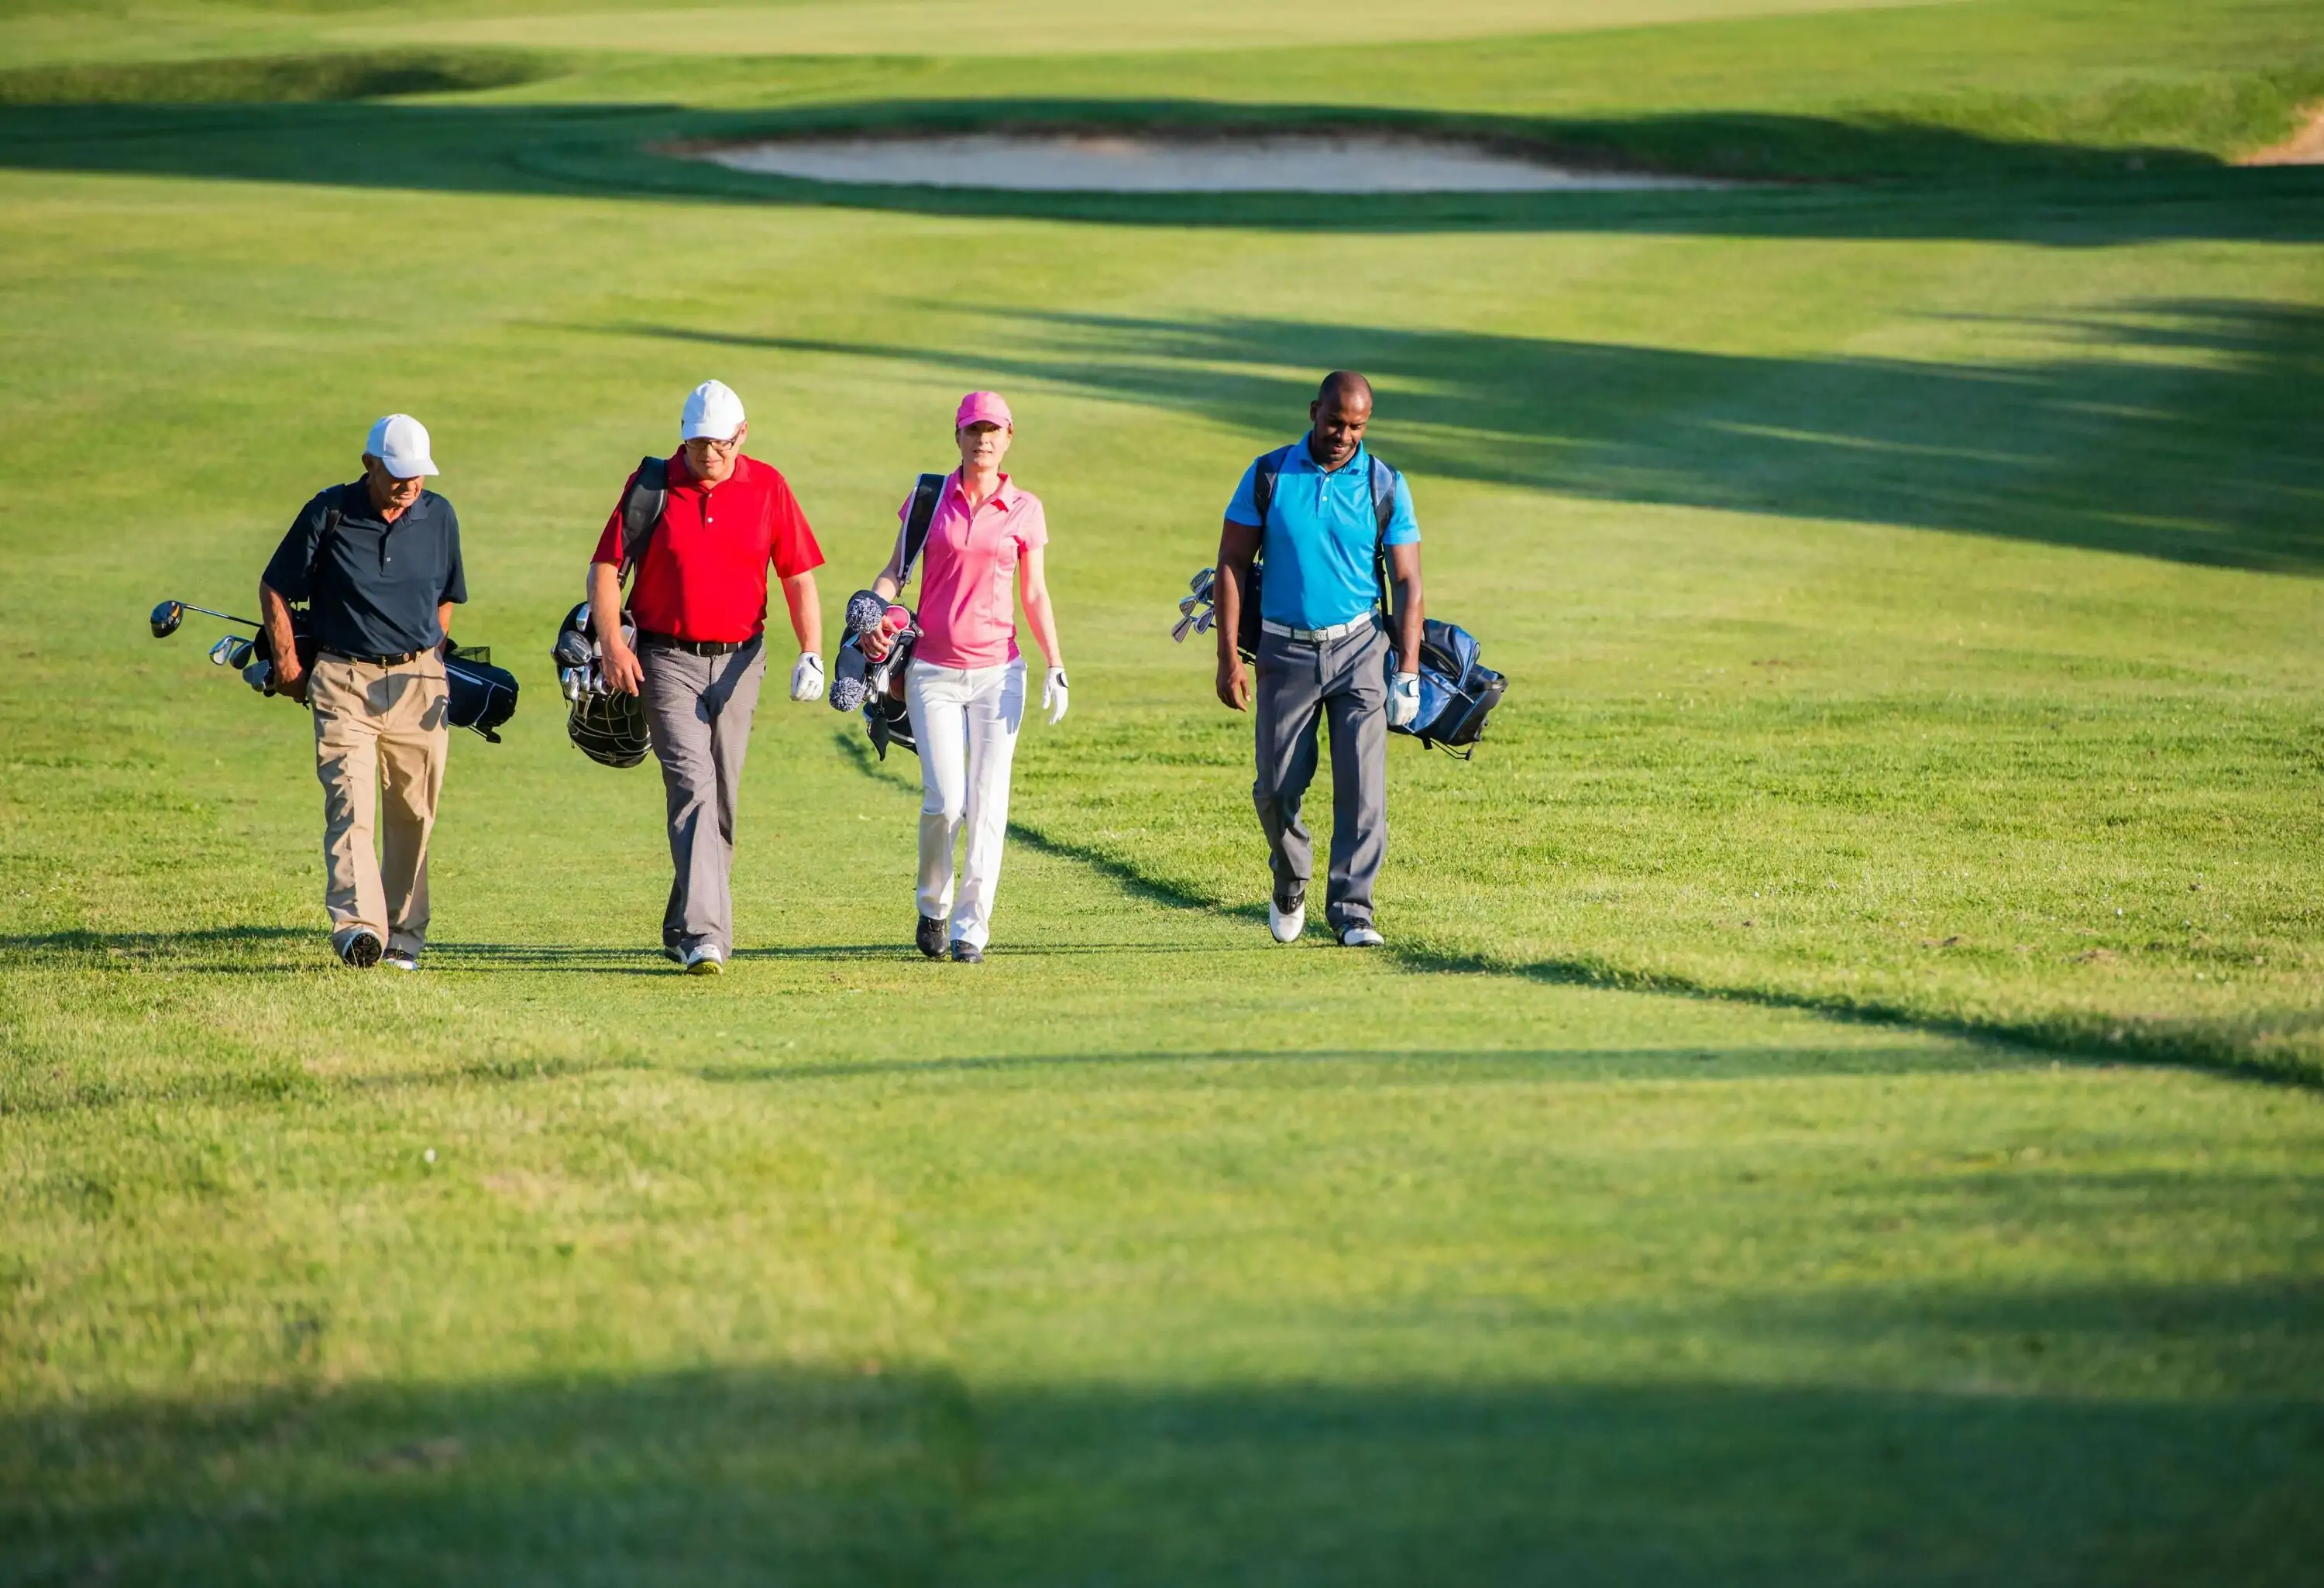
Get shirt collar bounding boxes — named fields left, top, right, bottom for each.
left=670, top=451, right=749, bottom=491
left=1295, top=435, right=1367, bottom=476
left=339, top=480, right=432, bottom=524
left=951, top=469, right=1019, bottom=510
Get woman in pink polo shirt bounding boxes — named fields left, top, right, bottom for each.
left=865, top=391, right=1066, bottom=963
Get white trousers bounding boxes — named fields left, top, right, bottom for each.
left=905, top=657, right=1025, bottom=950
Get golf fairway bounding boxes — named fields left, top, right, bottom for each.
left=2, top=1, right=2321, bottom=1581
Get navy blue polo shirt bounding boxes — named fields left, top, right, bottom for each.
left=263, top=482, right=466, bottom=657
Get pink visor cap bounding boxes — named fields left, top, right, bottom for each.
left=955, top=390, right=1012, bottom=430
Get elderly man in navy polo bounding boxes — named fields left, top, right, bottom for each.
left=1212, top=370, right=1425, bottom=947
left=260, top=414, right=466, bottom=972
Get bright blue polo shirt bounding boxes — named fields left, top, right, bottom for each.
left=1226, top=437, right=1420, bottom=629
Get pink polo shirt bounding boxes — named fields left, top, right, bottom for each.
left=882, top=471, right=1048, bottom=670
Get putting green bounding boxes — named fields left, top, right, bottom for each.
left=2, top=0, right=2321, bottom=1580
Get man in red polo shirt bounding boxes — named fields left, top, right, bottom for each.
left=589, top=380, right=824, bottom=974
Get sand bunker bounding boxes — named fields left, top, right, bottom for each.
left=686, top=132, right=1728, bottom=193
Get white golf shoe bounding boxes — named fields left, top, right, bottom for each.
left=1339, top=924, right=1385, bottom=948
left=1269, top=892, right=1306, bottom=944
left=683, top=944, right=725, bottom=975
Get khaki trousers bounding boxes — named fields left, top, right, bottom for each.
left=309, top=655, right=449, bottom=956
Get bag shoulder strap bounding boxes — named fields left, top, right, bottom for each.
left=1249, top=443, right=1296, bottom=532
left=299, top=491, right=348, bottom=599
left=898, top=471, right=946, bottom=586
left=620, top=455, right=669, bottom=578
left=1367, top=453, right=1398, bottom=615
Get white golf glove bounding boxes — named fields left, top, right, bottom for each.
left=1388, top=671, right=1421, bottom=730
left=1042, top=667, right=1069, bottom=727
left=790, top=651, right=825, bottom=703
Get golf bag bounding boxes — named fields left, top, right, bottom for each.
left=444, top=648, right=519, bottom=742
left=1401, top=619, right=1505, bottom=759
left=554, top=600, right=651, bottom=767
left=150, top=552, right=518, bottom=744
left=829, top=471, right=945, bottom=761
left=247, top=611, right=514, bottom=742
left=1170, top=445, right=1508, bottom=756
left=555, top=456, right=667, bottom=768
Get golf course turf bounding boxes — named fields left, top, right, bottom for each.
left=2, top=0, right=2321, bottom=1580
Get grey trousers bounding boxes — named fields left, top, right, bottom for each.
left=1252, top=620, right=1390, bottom=933
left=640, top=638, right=765, bottom=955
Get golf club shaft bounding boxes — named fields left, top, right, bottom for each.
left=184, top=603, right=260, bottom=629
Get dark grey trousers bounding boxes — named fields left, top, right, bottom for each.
left=1252, top=620, right=1390, bottom=933
left=640, top=638, right=765, bottom=955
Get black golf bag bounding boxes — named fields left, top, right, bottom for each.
left=830, top=470, right=947, bottom=761
left=555, top=456, right=667, bottom=768
left=553, top=599, right=651, bottom=768
left=246, top=613, right=514, bottom=742
left=444, top=648, right=519, bottom=741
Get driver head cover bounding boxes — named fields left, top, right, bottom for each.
left=681, top=380, right=745, bottom=442
left=365, top=414, right=438, bottom=478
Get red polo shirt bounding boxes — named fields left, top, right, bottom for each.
left=591, top=452, right=824, bottom=643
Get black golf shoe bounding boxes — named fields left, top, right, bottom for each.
left=950, top=940, right=984, bottom=964
left=337, top=928, right=383, bottom=969
left=916, top=914, right=947, bottom=959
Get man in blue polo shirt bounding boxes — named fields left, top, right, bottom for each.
left=1213, top=370, right=1424, bottom=947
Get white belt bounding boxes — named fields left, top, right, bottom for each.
left=1260, top=612, right=1380, bottom=644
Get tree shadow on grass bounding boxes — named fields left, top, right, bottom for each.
left=635, top=297, right=2324, bottom=575
left=1, top=98, right=2320, bottom=246
left=695, top=1040, right=2026, bottom=1087
left=7, top=1323, right=2319, bottom=1586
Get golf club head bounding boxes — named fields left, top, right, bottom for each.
left=1188, top=568, right=1214, bottom=597
left=1178, top=593, right=1200, bottom=615
left=1171, top=613, right=1198, bottom=644
left=1194, top=610, right=1215, bottom=634
left=150, top=600, right=185, bottom=640
left=552, top=629, right=593, bottom=669
left=242, top=659, right=274, bottom=695
left=207, top=635, right=239, bottom=665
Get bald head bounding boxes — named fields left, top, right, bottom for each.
left=1308, top=370, right=1374, bottom=469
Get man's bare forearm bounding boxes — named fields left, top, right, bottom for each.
left=588, top=562, right=625, bottom=648
left=1214, top=518, right=1260, bottom=664
left=1388, top=546, right=1424, bottom=673
left=259, top=583, right=301, bottom=671
left=782, top=571, right=822, bottom=656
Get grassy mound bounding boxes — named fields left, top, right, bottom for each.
left=0, top=49, right=546, bottom=106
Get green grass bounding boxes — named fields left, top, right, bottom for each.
left=2, top=0, right=2322, bottom=1581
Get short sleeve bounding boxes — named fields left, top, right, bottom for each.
left=1012, top=495, right=1048, bottom=554
left=590, top=467, right=641, bottom=567
left=1224, top=459, right=1263, bottom=527
left=438, top=503, right=467, bottom=605
left=261, top=490, right=332, bottom=600
left=767, top=474, right=825, bottom=579
left=1384, top=470, right=1420, bottom=546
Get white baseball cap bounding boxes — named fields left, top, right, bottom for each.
left=365, top=413, right=438, bottom=478
left=680, top=380, right=746, bottom=442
